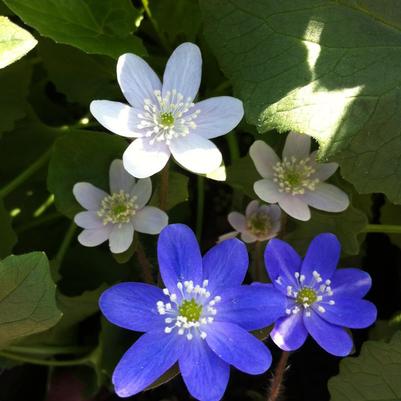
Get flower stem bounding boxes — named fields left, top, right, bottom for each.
left=196, top=175, right=205, bottom=240
left=250, top=241, right=264, bottom=281
left=136, top=239, right=154, bottom=284
left=0, top=148, right=52, bottom=199
left=267, top=351, right=290, bottom=401
left=363, top=224, right=401, bottom=234
left=55, top=222, right=77, bottom=267
left=159, top=162, right=170, bottom=211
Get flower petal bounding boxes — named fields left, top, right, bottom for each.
left=109, top=159, right=137, bottom=193
left=240, top=231, right=257, bottom=243
left=191, top=96, right=244, bottom=139
left=99, top=282, right=166, bottom=332
left=74, top=211, right=103, bottom=229
left=249, top=140, right=280, bottom=178
left=169, top=134, right=222, bottom=174
left=205, top=322, right=272, bottom=374
left=73, top=182, right=107, bottom=211
left=162, top=43, right=202, bottom=102
left=133, top=206, right=168, bottom=234
left=303, top=310, right=353, bottom=356
left=78, top=227, right=110, bottom=247
left=227, top=211, right=246, bottom=232
left=117, top=53, right=162, bottom=108
left=330, top=268, right=372, bottom=298
left=158, top=224, right=203, bottom=292
left=112, top=330, right=181, bottom=398
left=303, top=183, right=349, bottom=213
left=313, top=159, right=338, bottom=181
left=245, top=200, right=260, bottom=216
left=123, top=138, right=170, bottom=179
left=179, top=338, right=229, bottom=401
left=318, top=298, right=377, bottom=329
left=217, top=285, right=287, bottom=330
left=202, top=238, right=248, bottom=293
left=90, top=101, right=145, bottom=138
left=254, top=179, right=282, bottom=203
left=282, top=132, right=311, bottom=159
left=109, top=223, right=134, bottom=254
left=264, top=238, right=302, bottom=290
left=130, top=177, right=152, bottom=208
left=301, top=233, right=340, bottom=283
left=278, top=195, right=311, bottom=221
left=270, top=313, right=308, bottom=351
left=261, top=204, right=282, bottom=224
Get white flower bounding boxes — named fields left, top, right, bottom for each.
left=220, top=200, right=281, bottom=243
left=90, top=43, right=244, bottom=178
left=73, top=160, right=168, bottom=254
left=249, top=132, right=349, bottom=221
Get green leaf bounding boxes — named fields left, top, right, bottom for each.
left=201, top=0, right=401, bottom=203
left=0, top=200, right=17, bottom=258
left=379, top=200, right=401, bottom=248
left=47, top=130, right=127, bottom=218
left=0, top=252, right=61, bottom=348
left=0, top=16, right=37, bottom=68
left=328, top=331, right=401, bottom=401
left=4, top=0, right=146, bottom=58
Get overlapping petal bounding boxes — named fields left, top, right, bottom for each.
left=303, top=183, right=349, bottom=213
left=74, top=211, right=103, bottom=229
left=78, top=227, right=110, bottom=247
left=109, top=223, right=134, bottom=254
left=73, top=182, right=107, bottom=211
left=109, top=159, right=137, bottom=194
left=330, top=268, right=372, bottom=298
left=227, top=212, right=246, bottom=232
left=133, top=206, right=168, bottom=234
left=249, top=140, right=280, bottom=178
left=131, top=178, right=152, bottom=209
left=270, top=313, right=308, bottom=351
left=278, top=196, right=311, bottom=221
left=254, top=179, right=282, bottom=203
left=282, top=132, right=311, bottom=159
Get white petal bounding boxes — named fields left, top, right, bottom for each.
left=90, top=101, right=145, bottom=138
left=133, top=206, right=168, bottom=234
left=162, top=43, right=201, bottom=102
left=260, top=204, right=281, bottom=223
left=240, top=231, right=257, bottom=243
left=217, top=231, right=239, bottom=243
left=78, top=227, right=111, bottom=247
left=131, top=178, right=152, bottom=209
left=191, top=97, right=244, bottom=139
left=169, top=134, right=222, bottom=174
left=227, top=212, right=246, bottom=232
left=109, top=159, right=137, bottom=193
left=282, top=132, right=311, bottom=159
left=123, top=138, right=170, bottom=179
left=74, top=211, right=104, bottom=229
left=303, top=183, right=350, bottom=212
left=245, top=200, right=260, bottom=217
left=109, top=223, right=134, bottom=254
left=278, top=196, right=311, bottom=221
left=117, top=53, right=162, bottom=108
left=73, top=183, right=108, bottom=211
left=249, top=140, right=280, bottom=178
left=254, top=179, right=282, bottom=203
left=314, top=161, right=339, bottom=181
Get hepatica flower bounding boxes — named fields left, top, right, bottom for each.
left=73, top=159, right=168, bottom=254
left=90, top=43, right=244, bottom=178
left=263, top=233, right=377, bottom=356
left=250, top=132, right=349, bottom=221
left=99, top=224, right=286, bottom=401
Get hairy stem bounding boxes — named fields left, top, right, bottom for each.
left=196, top=175, right=205, bottom=240
left=136, top=240, right=154, bottom=284
left=364, top=224, right=401, bottom=234
left=267, top=351, right=290, bottom=401
left=159, top=162, right=170, bottom=211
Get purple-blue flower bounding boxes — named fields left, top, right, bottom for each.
left=99, top=224, right=287, bottom=401
left=263, top=233, right=377, bottom=356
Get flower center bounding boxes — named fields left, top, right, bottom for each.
left=247, top=211, right=272, bottom=237
left=97, top=191, right=138, bottom=225
left=157, top=280, right=221, bottom=341
left=296, top=287, right=317, bottom=305
left=136, top=89, right=201, bottom=145
left=273, top=156, right=319, bottom=195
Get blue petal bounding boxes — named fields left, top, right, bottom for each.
left=202, top=238, right=248, bottom=293
left=99, top=282, right=166, bottom=332
left=303, top=311, right=353, bottom=356
left=158, top=224, right=203, bottom=292
left=205, top=322, right=272, bottom=374
left=331, top=268, right=372, bottom=298
left=270, top=313, right=308, bottom=351
left=216, top=285, right=287, bottom=330
left=264, top=239, right=302, bottom=292
left=112, top=330, right=182, bottom=397
left=162, top=43, right=202, bottom=102
left=179, top=338, right=229, bottom=401
left=317, top=298, right=377, bottom=329
left=301, top=233, right=340, bottom=284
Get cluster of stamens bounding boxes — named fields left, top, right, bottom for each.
left=273, top=156, right=319, bottom=195
left=275, top=270, right=335, bottom=317
left=157, top=280, right=221, bottom=341
left=97, top=191, right=138, bottom=226
left=246, top=210, right=272, bottom=238
left=136, top=89, right=201, bottom=145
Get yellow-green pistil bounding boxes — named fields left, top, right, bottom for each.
left=97, top=191, right=138, bottom=225
left=247, top=211, right=272, bottom=237
left=296, top=287, right=317, bottom=306
left=160, top=112, right=175, bottom=127
left=178, top=299, right=203, bottom=322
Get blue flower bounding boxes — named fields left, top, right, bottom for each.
left=263, top=233, right=377, bottom=356
left=99, top=224, right=287, bottom=401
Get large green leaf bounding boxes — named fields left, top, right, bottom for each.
left=0, top=252, right=61, bottom=347
left=329, top=331, right=401, bottom=401
left=201, top=0, right=401, bottom=203
left=4, top=0, right=146, bottom=58
left=0, top=16, right=37, bottom=68
left=0, top=200, right=16, bottom=258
